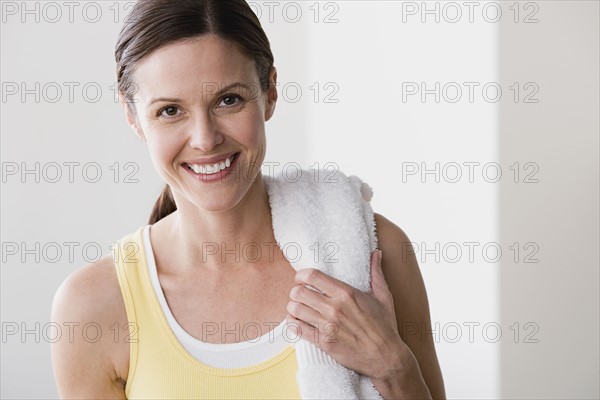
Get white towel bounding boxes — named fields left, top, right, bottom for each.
left=264, top=168, right=383, bottom=400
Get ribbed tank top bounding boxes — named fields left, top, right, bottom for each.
left=142, top=225, right=292, bottom=368
left=113, top=226, right=301, bottom=399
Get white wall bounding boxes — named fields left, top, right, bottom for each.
left=0, top=1, right=597, bottom=399
left=302, top=2, right=500, bottom=398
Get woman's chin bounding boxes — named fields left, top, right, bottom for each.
left=189, top=193, right=241, bottom=213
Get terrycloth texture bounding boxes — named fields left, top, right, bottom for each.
left=265, top=169, right=383, bottom=400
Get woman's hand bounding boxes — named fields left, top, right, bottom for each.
left=286, top=249, right=412, bottom=382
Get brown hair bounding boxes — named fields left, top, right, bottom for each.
left=115, top=0, right=275, bottom=224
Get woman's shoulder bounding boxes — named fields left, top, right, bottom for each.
left=51, top=253, right=130, bottom=356
left=373, top=212, right=446, bottom=399
left=51, top=253, right=130, bottom=394
left=372, top=211, right=428, bottom=322
left=52, top=253, right=125, bottom=322
left=52, top=253, right=130, bottom=394
left=373, top=212, right=413, bottom=253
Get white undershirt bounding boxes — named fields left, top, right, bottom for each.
left=143, top=225, right=291, bottom=369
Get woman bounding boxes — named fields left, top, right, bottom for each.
left=51, top=0, right=445, bottom=398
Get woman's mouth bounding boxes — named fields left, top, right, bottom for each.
left=182, top=152, right=239, bottom=181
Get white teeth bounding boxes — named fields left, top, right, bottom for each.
left=187, top=154, right=235, bottom=175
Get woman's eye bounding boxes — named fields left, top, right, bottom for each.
left=159, top=106, right=180, bottom=118
left=219, top=94, right=243, bottom=107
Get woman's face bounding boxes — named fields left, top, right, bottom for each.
left=122, top=35, right=277, bottom=212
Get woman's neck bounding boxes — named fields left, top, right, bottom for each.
left=156, top=175, right=277, bottom=273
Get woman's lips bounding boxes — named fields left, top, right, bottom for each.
left=183, top=151, right=238, bottom=166
left=182, top=152, right=239, bottom=182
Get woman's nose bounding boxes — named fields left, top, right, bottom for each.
left=187, top=112, right=224, bottom=151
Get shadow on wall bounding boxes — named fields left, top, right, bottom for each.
left=499, top=2, right=600, bottom=398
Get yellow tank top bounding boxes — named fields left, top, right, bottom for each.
left=112, top=226, right=301, bottom=399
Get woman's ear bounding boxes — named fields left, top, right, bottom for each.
left=264, top=66, right=278, bottom=121
left=119, top=91, right=146, bottom=142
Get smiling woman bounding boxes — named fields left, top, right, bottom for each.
left=122, top=35, right=274, bottom=215
left=49, top=0, right=445, bottom=399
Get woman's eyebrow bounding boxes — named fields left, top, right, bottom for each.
left=204, top=82, right=256, bottom=100
left=147, top=82, right=255, bottom=106
left=148, top=96, right=182, bottom=106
